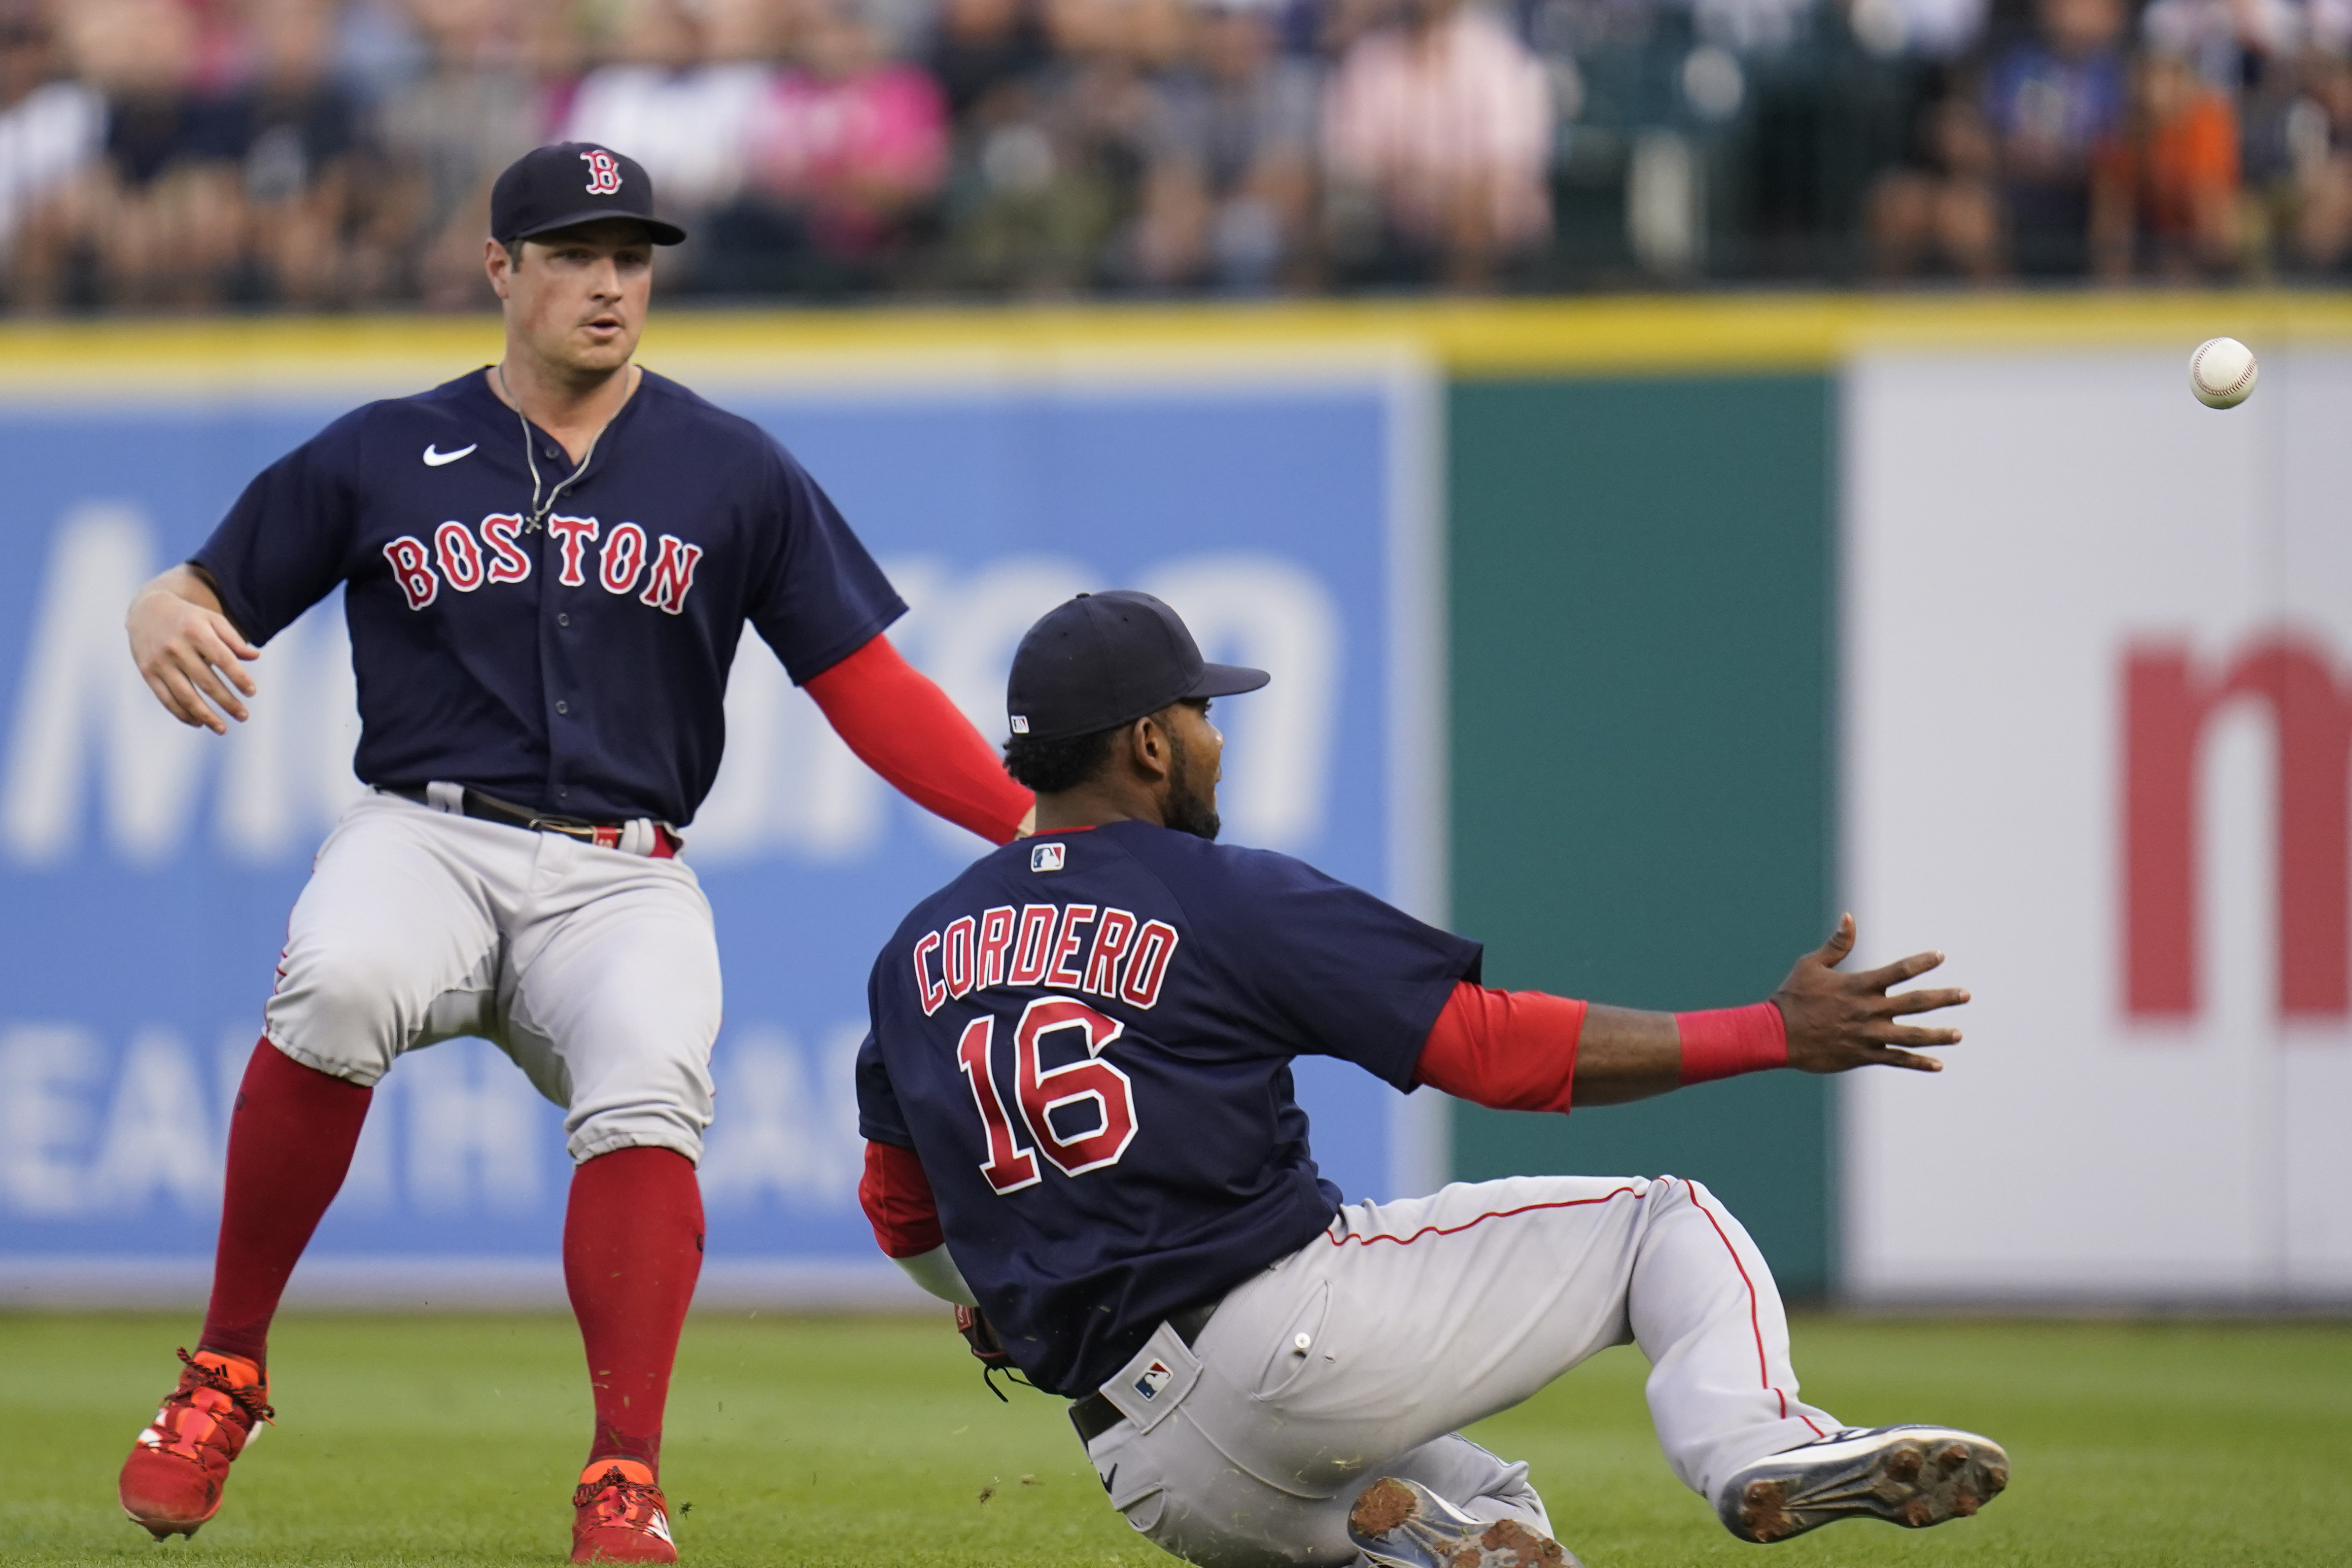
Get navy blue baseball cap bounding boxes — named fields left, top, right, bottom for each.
left=1009, top=591, right=1269, bottom=742
left=491, top=142, right=686, bottom=247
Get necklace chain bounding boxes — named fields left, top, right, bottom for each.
left=494, top=364, right=621, bottom=534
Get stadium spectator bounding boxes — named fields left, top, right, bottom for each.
left=730, top=0, right=952, bottom=291
left=935, top=78, right=1114, bottom=292
left=701, top=0, right=797, bottom=64
left=375, top=0, right=552, bottom=307
left=1132, top=0, right=1320, bottom=291
left=235, top=0, right=381, bottom=306
left=57, top=0, right=247, bottom=308
left=938, top=0, right=1148, bottom=293
left=2138, top=0, right=2301, bottom=91
left=1853, top=0, right=1994, bottom=60
left=927, top=0, right=1048, bottom=117
left=1320, top=0, right=1553, bottom=288
left=330, top=0, right=432, bottom=109
left=0, top=8, right=105, bottom=309
left=1981, top=0, right=2129, bottom=277
left=2092, top=46, right=2240, bottom=278
left=2281, top=44, right=2352, bottom=268
left=1865, top=84, right=2006, bottom=278
left=4, top=0, right=2347, bottom=303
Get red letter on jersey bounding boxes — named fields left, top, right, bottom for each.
left=1081, top=908, right=1138, bottom=996
left=1120, top=920, right=1181, bottom=1009
left=956, top=1016, right=1041, bottom=1194
left=943, top=916, right=977, bottom=999
left=977, top=905, right=1016, bottom=989
left=640, top=534, right=704, bottom=615
left=1044, top=904, right=1096, bottom=990
left=480, top=513, right=531, bottom=584
left=433, top=521, right=486, bottom=591
left=1008, top=905, right=1057, bottom=986
left=1013, top=996, right=1136, bottom=1177
left=913, top=930, right=947, bottom=1016
left=599, top=521, right=647, bottom=595
left=546, top=514, right=599, bottom=586
left=382, top=536, right=438, bottom=610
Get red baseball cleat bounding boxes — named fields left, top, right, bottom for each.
left=572, top=1458, right=677, bottom=1563
left=118, top=1348, right=273, bottom=1540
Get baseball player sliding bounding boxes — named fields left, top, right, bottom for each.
left=855, top=590, right=2008, bottom=1568
left=115, top=142, right=1033, bottom=1562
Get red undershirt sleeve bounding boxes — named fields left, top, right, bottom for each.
left=859, top=1139, right=945, bottom=1259
left=1410, top=981, right=1590, bottom=1116
left=803, top=634, right=1034, bottom=846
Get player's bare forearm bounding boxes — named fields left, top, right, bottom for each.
left=126, top=564, right=261, bottom=734
left=1569, top=916, right=1966, bottom=1107
left=1566, top=1005, right=1683, bottom=1106
left=1772, top=914, right=1966, bottom=1075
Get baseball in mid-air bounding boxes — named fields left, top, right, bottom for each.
left=2189, top=336, right=2258, bottom=409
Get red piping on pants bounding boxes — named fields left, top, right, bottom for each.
left=1684, top=1180, right=1825, bottom=1438
left=1324, top=1187, right=1645, bottom=1248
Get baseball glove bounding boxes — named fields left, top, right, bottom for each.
left=955, top=1305, right=1034, bottom=1401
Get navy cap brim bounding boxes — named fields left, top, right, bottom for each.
left=1187, top=661, right=1270, bottom=699
left=509, top=209, right=687, bottom=246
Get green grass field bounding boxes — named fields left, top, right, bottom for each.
left=2, top=1312, right=2346, bottom=1567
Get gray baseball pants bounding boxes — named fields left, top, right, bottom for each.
left=1079, top=1174, right=1839, bottom=1567
left=263, top=789, right=723, bottom=1164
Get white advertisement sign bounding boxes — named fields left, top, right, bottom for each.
left=1843, top=347, right=2352, bottom=1304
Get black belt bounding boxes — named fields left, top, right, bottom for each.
left=384, top=785, right=677, bottom=854
left=1069, top=1299, right=1218, bottom=1446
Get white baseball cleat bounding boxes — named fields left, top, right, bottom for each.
left=1715, top=1424, right=2009, bottom=1544
left=1346, top=1476, right=1581, bottom=1568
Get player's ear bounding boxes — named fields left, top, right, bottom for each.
left=1128, top=714, right=1170, bottom=781
left=485, top=238, right=513, bottom=299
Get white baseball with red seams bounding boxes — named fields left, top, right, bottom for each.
left=1077, top=1174, right=1839, bottom=1566
left=2189, top=336, right=2258, bottom=409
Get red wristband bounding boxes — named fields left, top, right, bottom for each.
left=1674, top=1002, right=1788, bottom=1086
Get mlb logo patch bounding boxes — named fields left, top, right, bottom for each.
left=1030, top=843, right=1065, bottom=873
left=1133, top=1361, right=1172, bottom=1402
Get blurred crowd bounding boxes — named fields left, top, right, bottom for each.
left=0, top=0, right=2347, bottom=309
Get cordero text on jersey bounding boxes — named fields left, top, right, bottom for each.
left=910, top=897, right=1181, bottom=1015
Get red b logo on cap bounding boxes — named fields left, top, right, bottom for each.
left=581, top=149, right=622, bottom=196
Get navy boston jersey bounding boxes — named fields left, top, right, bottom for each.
left=192, top=369, right=904, bottom=826
left=856, top=820, right=1483, bottom=1397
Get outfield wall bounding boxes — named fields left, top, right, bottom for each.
left=0, top=296, right=2346, bottom=1307
left=1446, top=374, right=1837, bottom=1293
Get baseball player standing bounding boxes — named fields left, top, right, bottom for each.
left=853, top=590, right=2008, bottom=1568
left=114, top=142, right=1034, bottom=1562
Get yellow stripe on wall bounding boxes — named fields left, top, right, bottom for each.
left=0, top=292, right=2347, bottom=389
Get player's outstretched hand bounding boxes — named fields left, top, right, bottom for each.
left=127, top=570, right=260, bottom=734
left=1771, top=914, right=1966, bottom=1075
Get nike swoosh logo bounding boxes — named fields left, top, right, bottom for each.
left=423, top=443, right=477, bottom=467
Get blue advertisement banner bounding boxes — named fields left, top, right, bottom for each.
left=0, top=359, right=1440, bottom=1304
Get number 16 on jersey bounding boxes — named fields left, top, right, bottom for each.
left=956, top=996, right=1139, bottom=1193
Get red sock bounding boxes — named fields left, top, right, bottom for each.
left=199, top=1040, right=374, bottom=1366
left=565, top=1146, right=704, bottom=1475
